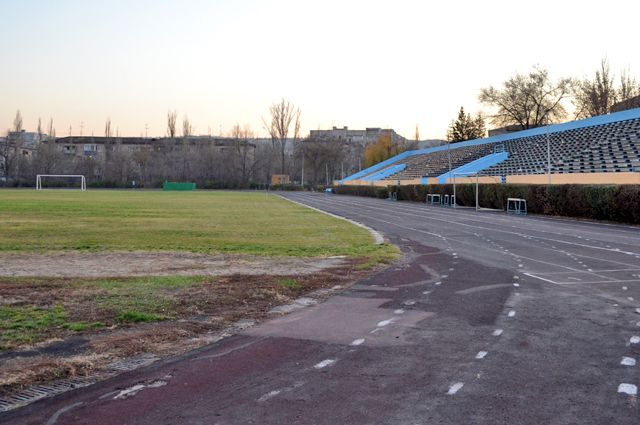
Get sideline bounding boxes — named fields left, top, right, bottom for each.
left=277, top=194, right=385, bottom=245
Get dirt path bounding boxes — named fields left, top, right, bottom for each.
left=0, top=252, right=347, bottom=277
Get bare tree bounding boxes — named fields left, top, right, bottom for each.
left=619, top=68, right=640, bottom=102
left=263, top=98, right=301, bottom=175
left=105, top=117, right=112, bottom=138
left=182, top=115, right=193, bottom=138
left=47, top=118, right=55, bottom=141
left=1, top=110, right=25, bottom=179
left=37, top=118, right=43, bottom=143
left=479, top=66, right=572, bottom=129
left=167, top=110, right=177, bottom=139
left=573, top=59, right=617, bottom=118
left=230, top=123, right=256, bottom=185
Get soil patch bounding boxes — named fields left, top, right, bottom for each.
left=0, top=252, right=347, bottom=278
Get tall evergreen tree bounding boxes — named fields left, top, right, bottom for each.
left=447, top=107, right=486, bottom=142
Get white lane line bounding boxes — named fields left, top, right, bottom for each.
left=370, top=328, right=383, bottom=334
left=404, top=300, right=416, bottom=306
left=434, top=281, right=442, bottom=286
left=475, top=351, right=488, bottom=359
left=394, top=309, right=405, bottom=314
left=513, top=283, right=520, bottom=287
left=630, top=336, right=640, bottom=344
left=447, top=382, right=464, bottom=395
left=257, top=382, right=305, bottom=402
left=508, top=310, right=516, bottom=317
left=314, top=359, right=336, bottom=369
left=492, top=329, right=503, bottom=336
left=618, top=383, right=638, bottom=396
left=622, top=286, right=628, bottom=290
left=351, top=338, right=365, bottom=346
left=513, top=276, right=519, bottom=280
left=258, top=389, right=282, bottom=402
left=377, top=319, right=394, bottom=327
left=621, top=357, right=636, bottom=366
left=441, top=275, right=449, bottom=278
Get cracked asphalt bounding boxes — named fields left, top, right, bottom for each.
left=2, top=192, right=639, bottom=424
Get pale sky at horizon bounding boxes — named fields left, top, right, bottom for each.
left=2, top=0, right=640, bottom=140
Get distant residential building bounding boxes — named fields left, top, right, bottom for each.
left=309, top=127, right=407, bottom=145
left=46, top=136, right=255, bottom=162
left=611, top=96, right=640, bottom=113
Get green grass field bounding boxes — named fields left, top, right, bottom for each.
left=0, top=189, right=396, bottom=351
left=0, top=189, right=389, bottom=258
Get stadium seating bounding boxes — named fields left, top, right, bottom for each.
left=343, top=108, right=640, bottom=183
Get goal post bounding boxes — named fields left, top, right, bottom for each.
left=451, top=171, right=501, bottom=211
left=36, top=174, right=86, bottom=191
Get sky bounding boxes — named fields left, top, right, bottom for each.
left=2, top=0, right=640, bottom=140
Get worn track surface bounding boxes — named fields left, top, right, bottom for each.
left=2, top=192, right=639, bottom=424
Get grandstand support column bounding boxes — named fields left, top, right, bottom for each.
left=475, top=173, right=479, bottom=212
left=546, top=125, right=551, bottom=184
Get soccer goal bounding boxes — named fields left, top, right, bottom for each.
left=36, top=174, right=87, bottom=191
left=451, top=171, right=501, bottom=211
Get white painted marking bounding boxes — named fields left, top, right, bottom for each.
left=518, top=264, right=524, bottom=268
left=630, top=336, right=640, bottom=344
left=442, top=275, right=449, bottom=278
left=621, top=357, right=636, bottom=366
left=567, top=277, right=582, bottom=281
left=370, top=328, right=383, bottom=334
left=377, top=319, right=394, bottom=327
left=422, top=290, right=431, bottom=295
left=258, top=390, right=281, bottom=402
left=513, top=276, right=519, bottom=280
left=435, top=281, right=442, bottom=286
left=449, top=268, right=454, bottom=271
left=447, top=382, right=464, bottom=395
left=513, top=283, right=520, bottom=287
left=314, top=359, right=336, bottom=369
left=628, top=297, right=634, bottom=301
left=475, top=351, right=488, bottom=359
left=618, top=383, right=638, bottom=396
left=508, top=310, right=516, bottom=317
left=351, top=338, right=365, bottom=346
left=492, top=329, right=503, bottom=336
left=622, top=286, right=628, bottom=291
left=394, top=309, right=405, bottom=314
left=113, top=380, right=167, bottom=400
left=636, top=308, right=640, bottom=314
left=404, top=300, right=416, bottom=306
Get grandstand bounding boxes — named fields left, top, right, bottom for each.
left=340, top=108, right=640, bottom=186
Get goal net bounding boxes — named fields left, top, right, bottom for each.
left=36, top=174, right=86, bottom=191
left=451, top=171, right=501, bottom=211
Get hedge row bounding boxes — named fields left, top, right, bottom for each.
left=332, top=184, right=640, bottom=224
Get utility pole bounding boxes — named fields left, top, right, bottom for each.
left=145, top=124, right=149, bottom=139
left=326, top=163, right=329, bottom=186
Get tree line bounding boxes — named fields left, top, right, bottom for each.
left=1, top=100, right=362, bottom=188
left=448, top=58, right=639, bottom=143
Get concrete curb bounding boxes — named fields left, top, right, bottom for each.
left=277, top=194, right=385, bottom=245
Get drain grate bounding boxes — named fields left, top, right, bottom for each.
left=0, top=376, right=99, bottom=413
left=108, top=354, right=159, bottom=371
left=0, top=355, right=160, bottom=412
